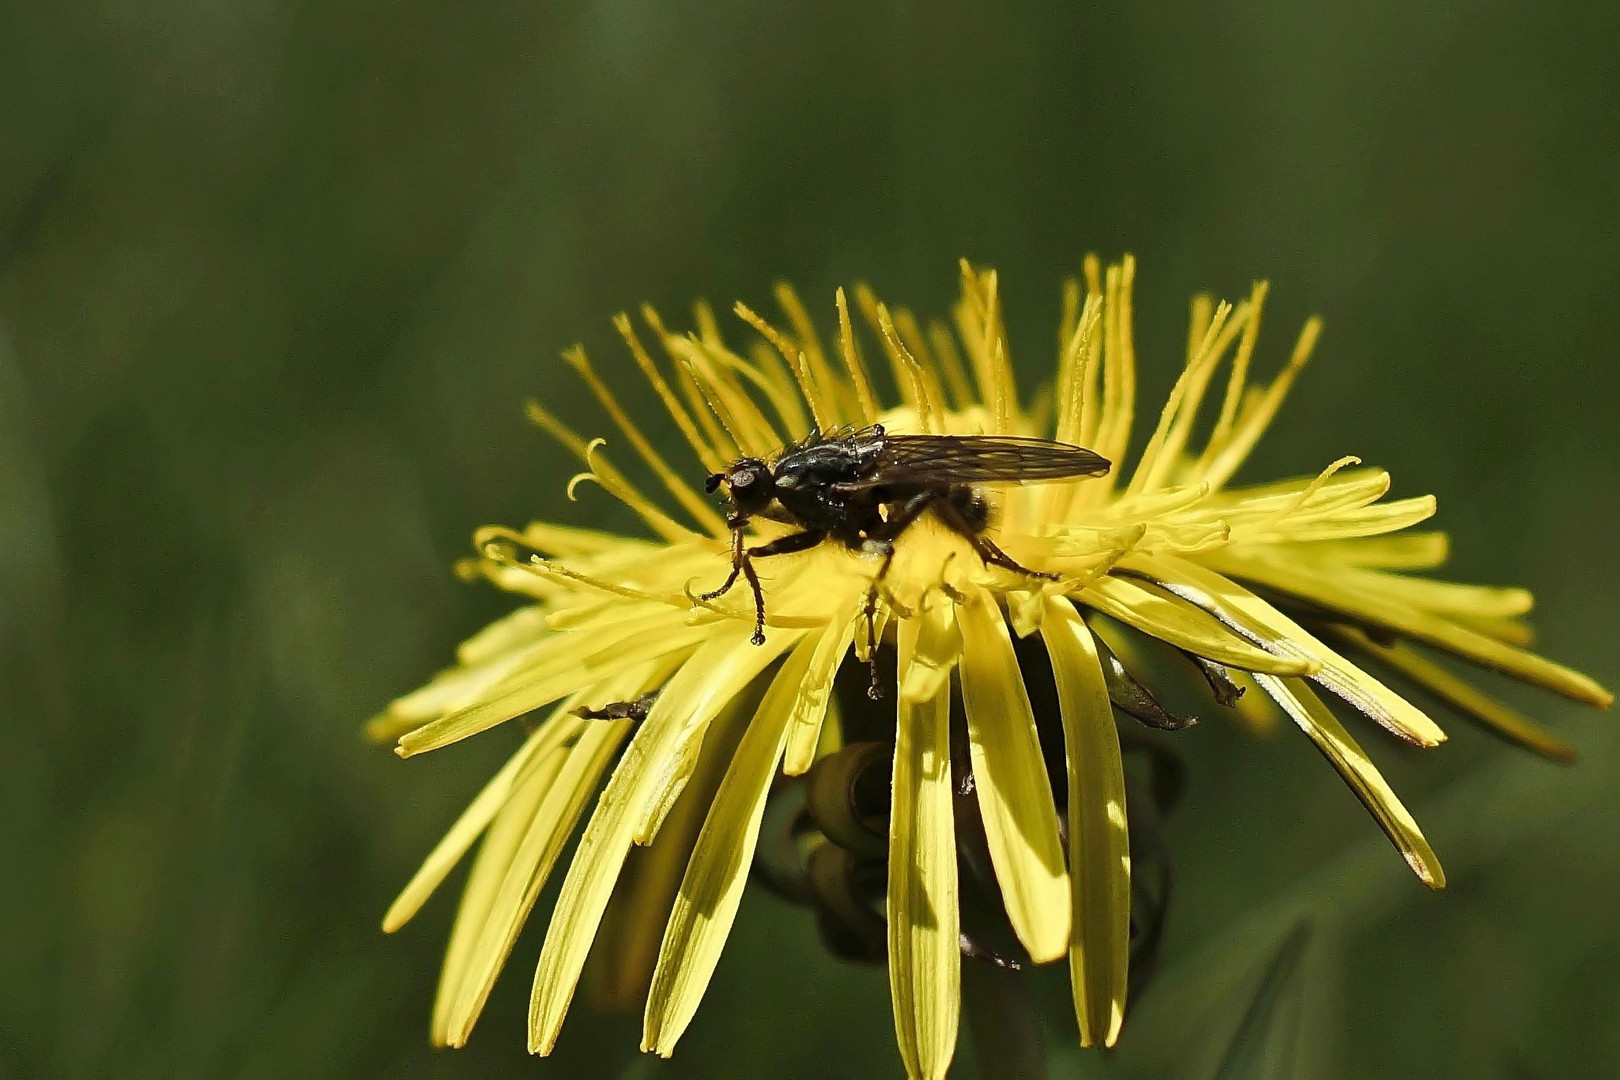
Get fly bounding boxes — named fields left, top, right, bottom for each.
left=699, top=424, right=1111, bottom=695
left=576, top=689, right=660, bottom=722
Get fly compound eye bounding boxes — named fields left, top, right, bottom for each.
left=723, top=459, right=773, bottom=512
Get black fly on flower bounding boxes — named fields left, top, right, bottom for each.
left=370, top=257, right=1610, bottom=1080
left=697, top=422, right=1110, bottom=692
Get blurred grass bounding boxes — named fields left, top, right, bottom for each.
left=2, top=1, right=1617, bottom=1077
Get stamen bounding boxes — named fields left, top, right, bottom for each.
left=667, top=337, right=779, bottom=458
left=1126, top=300, right=1235, bottom=497
left=1093, top=259, right=1139, bottom=475
left=876, top=303, right=940, bottom=434
left=1057, top=277, right=1082, bottom=370
left=854, top=282, right=922, bottom=415
left=1079, top=254, right=1105, bottom=448
left=1155, top=299, right=1255, bottom=486
left=774, top=282, right=854, bottom=423
left=834, top=287, right=881, bottom=425
left=692, top=298, right=724, bottom=349
left=1055, top=295, right=1102, bottom=445
left=684, top=333, right=786, bottom=452
left=953, top=260, right=1016, bottom=431
left=736, top=300, right=837, bottom=432
left=1197, top=280, right=1271, bottom=472
left=617, top=311, right=726, bottom=473
left=726, top=339, right=812, bottom=439
left=1185, top=294, right=1215, bottom=369
left=979, top=267, right=1018, bottom=433
left=562, top=345, right=727, bottom=537
left=524, top=404, right=696, bottom=544
left=1262, top=455, right=1363, bottom=528
left=926, top=319, right=975, bottom=411
left=476, top=527, right=687, bottom=608
left=1201, top=315, right=1324, bottom=489
left=890, top=308, right=951, bottom=420
left=642, top=306, right=741, bottom=461
left=1117, top=255, right=1139, bottom=452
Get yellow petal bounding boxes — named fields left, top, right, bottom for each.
left=956, top=587, right=1070, bottom=964
left=1294, top=531, right=1450, bottom=570
left=1319, top=565, right=1532, bottom=619
left=588, top=665, right=762, bottom=1014
left=1252, top=673, right=1445, bottom=888
left=1453, top=613, right=1535, bottom=647
left=527, top=627, right=790, bottom=1053
left=641, top=636, right=819, bottom=1055
left=455, top=603, right=551, bottom=665
left=1040, top=597, right=1130, bottom=1048
left=384, top=704, right=584, bottom=933
left=631, top=627, right=803, bottom=844
left=899, top=599, right=963, bottom=705
left=373, top=634, right=552, bottom=741
left=1130, top=553, right=1448, bottom=747
left=1244, top=495, right=1437, bottom=543
left=783, top=594, right=862, bottom=775
left=1206, top=551, right=1613, bottom=708
left=430, top=738, right=562, bottom=1045
left=396, top=611, right=692, bottom=757
left=442, top=717, right=632, bottom=1046
left=1323, top=625, right=1577, bottom=763
left=1079, top=576, right=1316, bottom=676
left=527, top=729, right=661, bottom=1053
left=888, top=614, right=961, bottom=1080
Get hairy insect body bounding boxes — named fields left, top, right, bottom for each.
left=772, top=441, right=991, bottom=550
left=698, top=425, right=1111, bottom=696
left=769, top=439, right=885, bottom=543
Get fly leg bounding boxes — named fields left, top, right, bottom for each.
left=861, top=543, right=896, bottom=699
left=712, top=528, right=826, bottom=645
left=696, top=527, right=749, bottom=603
left=932, top=490, right=1060, bottom=582
left=858, top=492, right=939, bottom=699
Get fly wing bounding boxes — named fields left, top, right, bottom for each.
left=842, top=434, right=1112, bottom=488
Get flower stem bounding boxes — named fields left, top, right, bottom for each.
left=962, top=960, right=1048, bottom=1080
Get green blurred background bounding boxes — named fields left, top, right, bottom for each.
left=4, top=1, right=1617, bottom=1077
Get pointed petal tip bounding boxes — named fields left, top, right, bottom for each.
left=1544, top=741, right=1581, bottom=766
left=1417, top=863, right=1447, bottom=891
left=363, top=713, right=401, bottom=744
left=1024, top=938, right=1070, bottom=966
left=1406, top=847, right=1446, bottom=890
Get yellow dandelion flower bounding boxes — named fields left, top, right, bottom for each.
left=373, top=256, right=1610, bottom=1078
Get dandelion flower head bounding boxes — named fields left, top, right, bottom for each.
left=372, top=256, right=1610, bottom=1079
